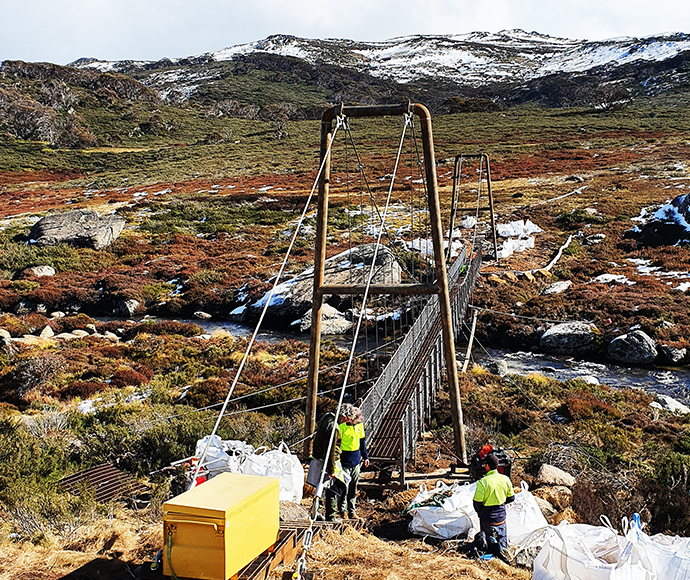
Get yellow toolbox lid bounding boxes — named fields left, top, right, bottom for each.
left=163, top=472, right=279, bottom=520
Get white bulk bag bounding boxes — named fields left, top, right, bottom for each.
left=532, top=523, right=652, bottom=580
left=195, top=435, right=238, bottom=477
left=407, top=481, right=480, bottom=540
left=242, top=441, right=305, bottom=503
left=506, top=481, right=550, bottom=546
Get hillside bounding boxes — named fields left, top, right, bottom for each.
left=1, top=29, right=690, bottom=580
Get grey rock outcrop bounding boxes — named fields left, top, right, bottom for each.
left=607, top=330, right=657, bottom=364
left=250, top=244, right=402, bottom=322
left=29, top=209, right=125, bottom=250
left=659, top=344, right=686, bottom=364
left=117, top=299, right=141, bottom=317
left=536, top=464, right=576, bottom=487
left=539, top=322, right=597, bottom=355
left=626, top=194, right=690, bottom=247
left=484, top=359, right=509, bottom=377
left=542, top=280, right=571, bottom=295
left=299, top=303, right=353, bottom=335
left=652, top=394, right=690, bottom=415
left=23, top=265, right=56, bottom=277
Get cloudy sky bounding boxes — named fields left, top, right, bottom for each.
left=2, top=0, right=690, bottom=64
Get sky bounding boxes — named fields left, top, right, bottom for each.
left=2, top=0, right=690, bottom=65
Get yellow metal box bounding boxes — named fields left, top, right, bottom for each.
left=163, top=472, right=279, bottom=580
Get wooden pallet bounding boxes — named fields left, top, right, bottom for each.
left=237, top=520, right=360, bottom=580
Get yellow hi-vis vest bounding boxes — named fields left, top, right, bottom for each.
left=339, top=422, right=365, bottom=452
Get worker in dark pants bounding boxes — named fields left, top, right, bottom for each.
left=338, top=406, right=369, bottom=520
left=472, top=453, right=515, bottom=562
left=311, top=408, right=346, bottom=521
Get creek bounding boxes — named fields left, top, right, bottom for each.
left=137, top=318, right=690, bottom=404
left=474, top=348, right=690, bottom=404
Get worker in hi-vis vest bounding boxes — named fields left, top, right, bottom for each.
left=338, top=405, right=369, bottom=520
left=472, top=453, right=514, bottom=561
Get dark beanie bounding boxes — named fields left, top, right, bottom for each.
left=486, top=453, right=499, bottom=470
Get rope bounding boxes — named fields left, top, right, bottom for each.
left=191, top=116, right=346, bottom=486
left=293, top=112, right=413, bottom=580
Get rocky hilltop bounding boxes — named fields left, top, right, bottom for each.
left=72, top=30, right=690, bottom=108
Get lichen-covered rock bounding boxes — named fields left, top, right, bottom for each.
left=536, top=464, right=576, bottom=487
left=29, top=209, right=125, bottom=250
left=659, top=344, right=686, bottom=364
left=540, top=322, right=597, bottom=355
left=299, top=303, right=353, bottom=335
left=607, top=330, right=657, bottom=364
left=533, top=485, right=573, bottom=510
left=251, top=244, right=401, bottom=323
left=542, top=280, right=572, bottom=295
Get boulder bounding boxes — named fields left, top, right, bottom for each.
left=55, top=332, right=79, bottom=340
left=194, top=311, right=212, bottom=320
left=250, top=244, right=402, bottom=322
left=23, top=265, right=56, bottom=277
left=626, top=194, right=690, bottom=247
left=104, top=331, right=119, bottom=342
left=576, top=375, right=600, bottom=385
left=71, top=329, right=89, bottom=338
left=533, top=496, right=557, bottom=519
left=536, top=464, right=576, bottom=487
left=117, top=299, right=141, bottom=317
left=551, top=507, right=579, bottom=525
left=29, top=209, right=125, bottom=250
left=542, top=280, right=571, bottom=295
left=539, top=322, right=597, bottom=355
left=659, top=344, right=686, bottom=365
left=0, top=329, right=11, bottom=340
left=50, top=311, right=65, bottom=319
left=653, top=394, right=690, bottom=415
left=607, top=330, right=657, bottom=364
left=39, top=325, right=55, bottom=339
left=532, top=485, right=573, bottom=510
left=299, top=303, right=353, bottom=335
left=484, top=359, right=509, bottom=377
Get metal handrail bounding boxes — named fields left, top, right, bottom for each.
left=361, top=247, right=481, bottom=456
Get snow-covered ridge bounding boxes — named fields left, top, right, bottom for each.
left=71, top=29, right=690, bottom=88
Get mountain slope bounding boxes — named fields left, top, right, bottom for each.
left=73, top=30, right=690, bottom=96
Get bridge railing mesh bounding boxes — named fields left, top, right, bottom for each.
left=360, top=246, right=481, bottom=450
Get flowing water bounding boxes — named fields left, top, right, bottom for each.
left=475, top=348, right=690, bottom=404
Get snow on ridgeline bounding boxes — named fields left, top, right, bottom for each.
left=71, top=30, right=690, bottom=88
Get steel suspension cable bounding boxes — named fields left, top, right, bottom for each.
left=293, top=113, right=413, bottom=580
left=191, top=116, right=346, bottom=486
